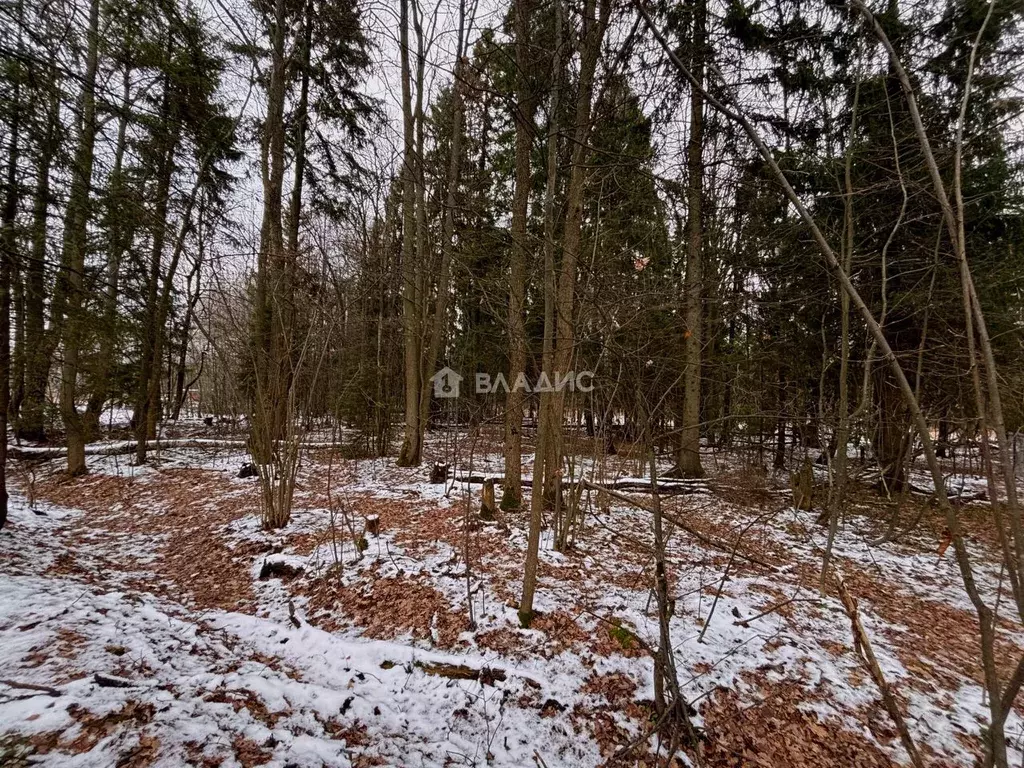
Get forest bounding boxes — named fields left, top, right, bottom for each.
left=0, top=0, right=1023, bottom=764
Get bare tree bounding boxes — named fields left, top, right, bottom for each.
left=502, top=0, right=539, bottom=511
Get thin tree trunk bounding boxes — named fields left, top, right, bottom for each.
left=411, top=0, right=428, bottom=443
left=172, top=239, right=203, bottom=420
left=417, top=3, right=468, bottom=451
left=85, top=65, right=133, bottom=436
left=677, top=0, right=706, bottom=478
left=521, top=0, right=565, bottom=625
left=823, top=73, right=861, bottom=588
left=19, top=63, right=58, bottom=443
left=502, top=0, right=537, bottom=511
left=134, top=44, right=180, bottom=463
left=396, top=0, right=422, bottom=467
left=287, top=0, right=313, bottom=258
left=541, top=0, right=611, bottom=503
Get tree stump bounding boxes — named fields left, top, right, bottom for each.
left=789, top=457, right=814, bottom=511
left=365, top=515, right=380, bottom=536
left=480, top=478, right=497, bottom=521
left=429, top=462, right=450, bottom=484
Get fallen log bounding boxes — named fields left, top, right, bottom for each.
left=452, top=474, right=709, bottom=496
left=419, top=661, right=543, bottom=689
left=8, top=438, right=343, bottom=462
left=419, top=662, right=506, bottom=685
left=905, top=481, right=986, bottom=502
left=93, top=673, right=139, bottom=688
left=381, top=659, right=541, bottom=689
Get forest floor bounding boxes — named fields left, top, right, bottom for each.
left=1, top=422, right=1023, bottom=767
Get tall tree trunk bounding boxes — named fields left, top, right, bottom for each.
left=287, top=0, right=313, bottom=258
left=137, top=182, right=201, bottom=462
left=396, top=0, right=422, bottom=467
left=677, top=0, right=706, bottom=477
left=134, top=72, right=180, bottom=464
left=502, top=0, right=537, bottom=511
left=19, top=64, right=58, bottom=443
left=410, top=1, right=428, bottom=450
left=86, top=65, right=133, bottom=436
left=252, top=0, right=289, bottom=470
left=823, top=75, right=862, bottom=587
left=541, top=0, right=611, bottom=503
left=58, top=0, right=101, bottom=476
left=521, top=0, right=564, bottom=626
left=0, top=4, right=22, bottom=524
left=417, top=4, right=468, bottom=455
left=523, top=0, right=610, bottom=618
left=172, top=236, right=203, bottom=420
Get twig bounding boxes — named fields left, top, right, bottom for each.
left=0, top=679, right=61, bottom=697
left=835, top=577, right=925, bottom=768
left=580, top=479, right=777, bottom=571
left=699, top=509, right=778, bottom=642
left=733, top=595, right=817, bottom=627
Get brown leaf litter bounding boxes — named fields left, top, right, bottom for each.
left=33, top=468, right=257, bottom=611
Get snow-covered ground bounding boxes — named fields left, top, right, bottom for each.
left=1, top=436, right=1022, bottom=766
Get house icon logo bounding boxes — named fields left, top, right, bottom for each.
left=430, top=367, right=463, bottom=398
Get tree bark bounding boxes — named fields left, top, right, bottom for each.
left=0, top=4, right=22, bottom=524
left=541, top=0, right=611, bottom=502
left=58, top=0, right=101, bottom=477
left=417, top=5, right=468, bottom=454
left=85, top=65, right=133, bottom=437
left=251, top=0, right=290, bottom=467
left=523, top=0, right=610, bottom=617
left=521, top=0, right=564, bottom=625
left=677, top=0, right=706, bottom=478
left=19, top=62, right=58, bottom=443
left=287, top=0, right=313, bottom=258
left=396, top=0, right=422, bottom=467
left=502, top=0, right=537, bottom=511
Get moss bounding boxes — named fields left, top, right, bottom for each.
left=608, top=622, right=636, bottom=650
left=0, top=735, right=34, bottom=767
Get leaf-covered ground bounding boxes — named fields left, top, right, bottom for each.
left=1, top=428, right=1022, bottom=766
